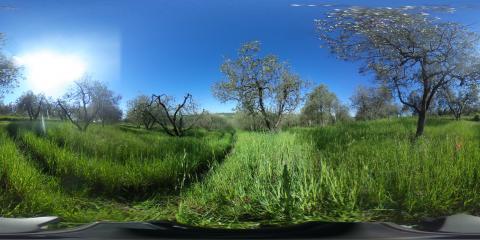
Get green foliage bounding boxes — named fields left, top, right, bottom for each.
left=213, top=41, right=306, bottom=131
left=196, top=112, right=234, bottom=132
left=232, top=111, right=268, bottom=131
left=126, top=95, right=157, bottom=129
left=350, top=85, right=399, bottom=120
left=317, top=6, right=480, bottom=136
left=301, top=84, right=350, bottom=126
left=473, top=114, right=480, bottom=122
left=0, top=34, right=21, bottom=98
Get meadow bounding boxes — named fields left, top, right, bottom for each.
left=0, top=117, right=479, bottom=228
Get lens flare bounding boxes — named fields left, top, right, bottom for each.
left=14, top=50, right=87, bottom=97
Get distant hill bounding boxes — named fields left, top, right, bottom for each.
left=213, top=112, right=235, bottom=118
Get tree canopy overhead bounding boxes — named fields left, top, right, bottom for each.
left=316, top=6, right=480, bottom=136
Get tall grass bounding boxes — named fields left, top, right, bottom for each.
left=3, top=118, right=480, bottom=227
left=0, top=130, right=126, bottom=222
left=0, top=123, right=233, bottom=225
left=0, top=130, right=62, bottom=216
left=7, top=121, right=234, bottom=197
left=178, top=118, right=480, bottom=227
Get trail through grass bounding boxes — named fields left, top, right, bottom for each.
left=1, top=118, right=480, bottom=228
left=0, top=130, right=155, bottom=225
left=7, top=121, right=234, bottom=197
left=0, top=121, right=234, bottom=226
left=178, top=118, right=480, bottom=227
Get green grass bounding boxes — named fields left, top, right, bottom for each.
left=6, top=121, right=234, bottom=197
left=0, top=121, right=234, bottom=227
left=177, top=118, right=480, bottom=227
left=1, top=117, right=480, bottom=228
left=0, top=129, right=144, bottom=224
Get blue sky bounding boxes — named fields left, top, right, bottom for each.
left=0, top=0, right=479, bottom=112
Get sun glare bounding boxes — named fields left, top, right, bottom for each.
left=15, top=50, right=87, bottom=97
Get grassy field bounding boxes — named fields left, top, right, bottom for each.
left=0, top=120, right=235, bottom=226
left=0, top=117, right=479, bottom=228
left=177, top=118, right=480, bottom=227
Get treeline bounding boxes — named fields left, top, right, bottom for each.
left=2, top=6, right=480, bottom=137
left=1, top=40, right=479, bottom=137
left=0, top=76, right=123, bottom=130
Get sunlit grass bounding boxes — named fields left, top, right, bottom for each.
left=1, top=118, right=479, bottom=228
left=6, top=121, right=234, bottom=197
left=178, top=118, right=480, bottom=227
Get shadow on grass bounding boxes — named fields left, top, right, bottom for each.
left=5, top=121, right=237, bottom=202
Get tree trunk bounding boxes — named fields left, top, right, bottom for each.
left=416, top=111, right=426, bottom=137
left=455, top=113, right=461, bottom=120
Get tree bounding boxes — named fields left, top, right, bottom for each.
left=57, top=75, right=107, bottom=131
left=0, top=101, right=14, bottom=115
left=438, top=83, right=479, bottom=120
left=42, top=97, right=59, bottom=119
left=279, top=113, right=301, bottom=129
left=126, top=95, right=159, bottom=129
left=213, top=41, right=306, bottom=131
left=196, top=111, right=233, bottom=131
left=98, top=103, right=122, bottom=125
left=92, top=84, right=122, bottom=126
left=147, top=93, right=202, bottom=137
left=317, top=6, right=480, bottom=136
left=335, top=104, right=352, bottom=123
left=45, top=97, right=67, bottom=120
left=232, top=110, right=267, bottom=131
left=0, top=34, right=20, bottom=99
left=16, top=91, right=45, bottom=120
left=301, top=84, right=349, bottom=126
left=350, top=85, right=399, bottom=120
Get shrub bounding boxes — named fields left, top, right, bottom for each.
left=197, top=113, right=234, bottom=131
left=473, top=114, right=480, bottom=122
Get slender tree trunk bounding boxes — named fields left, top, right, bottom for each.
left=416, top=110, right=426, bottom=137
left=455, top=113, right=461, bottom=120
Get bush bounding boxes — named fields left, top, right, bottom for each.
left=232, top=112, right=268, bottom=131
left=197, top=113, right=234, bottom=131
left=473, top=114, right=480, bottom=122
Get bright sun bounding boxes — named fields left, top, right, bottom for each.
left=15, top=50, right=87, bottom=97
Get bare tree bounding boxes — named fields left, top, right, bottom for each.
left=147, top=93, right=202, bottom=137
left=317, top=6, right=480, bottom=136
left=213, top=41, right=306, bottom=131
left=93, top=84, right=122, bottom=126
left=57, top=76, right=103, bottom=131
left=45, top=97, right=67, bottom=120
left=438, top=83, right=479, bottom=120
left=16, top=91, right=45, bottom=120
